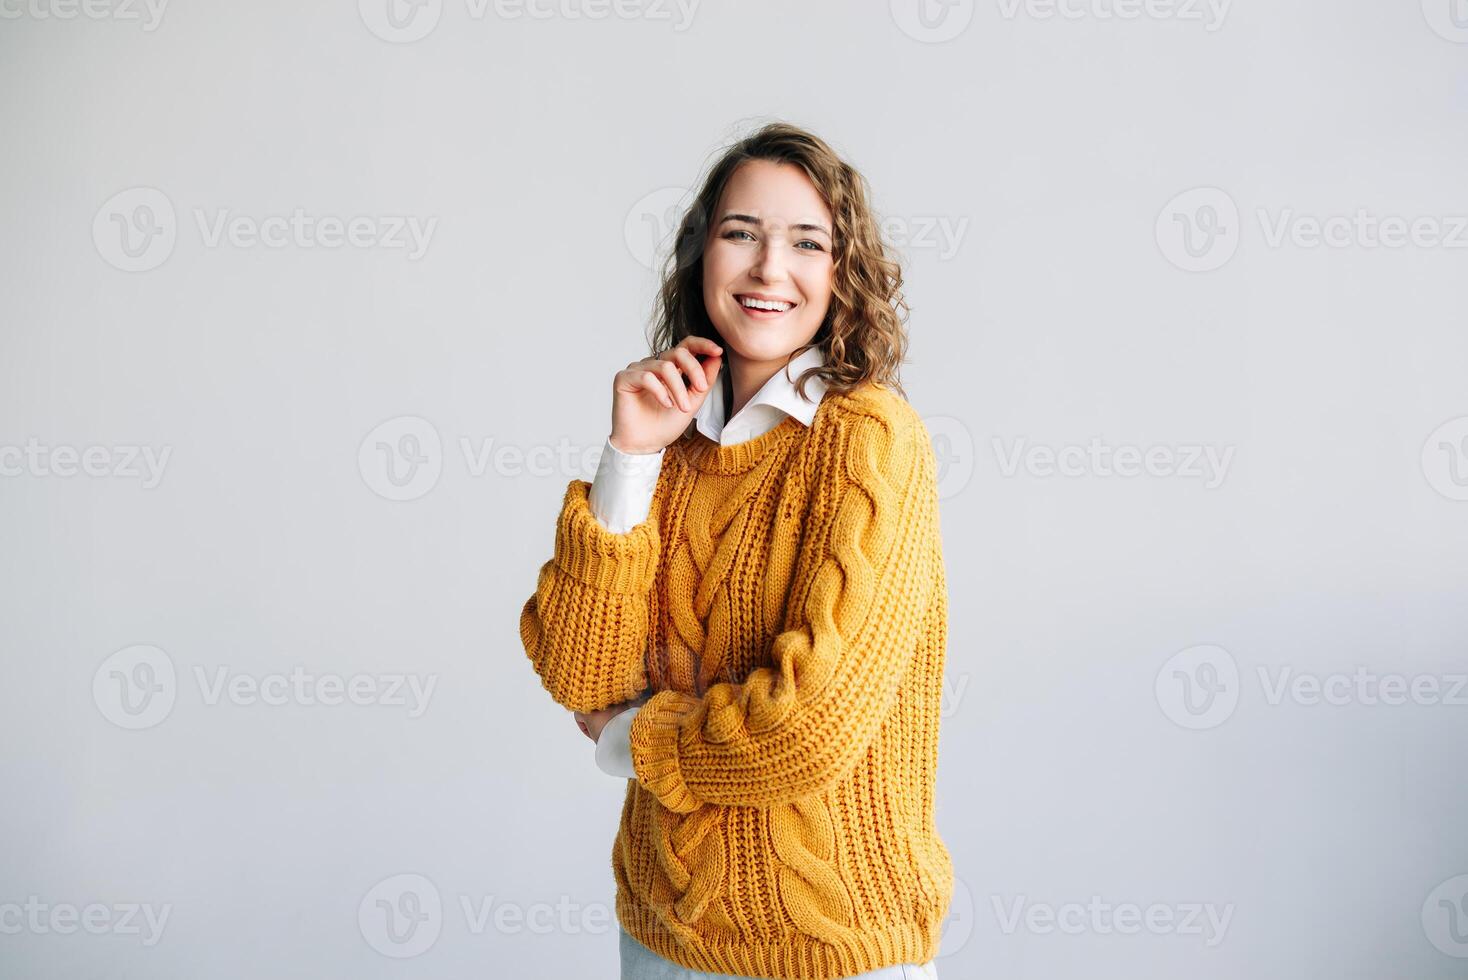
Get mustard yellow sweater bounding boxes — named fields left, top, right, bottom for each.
left=519, top=382, right=952, bottom=979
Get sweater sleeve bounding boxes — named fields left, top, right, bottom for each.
left=518, top=478, right=660, bottom=713
left=628, top=412, right=940, bottom=812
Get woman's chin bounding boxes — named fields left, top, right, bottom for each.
left=710, top=327, right=801, bottom=364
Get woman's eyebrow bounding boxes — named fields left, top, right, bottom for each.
left=717, top=213, right=832, bottom=237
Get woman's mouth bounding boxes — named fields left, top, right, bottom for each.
left=736, top=294, right=797, bottom=319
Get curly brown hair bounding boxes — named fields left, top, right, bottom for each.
left=647, top=120, right=912, bottom=405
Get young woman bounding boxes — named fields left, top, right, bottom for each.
left=520, top=122, right=951, bottom=980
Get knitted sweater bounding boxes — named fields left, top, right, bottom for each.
left=519, top=381, right=953, bottom=979
left=589, top=342, right=830, bottom=783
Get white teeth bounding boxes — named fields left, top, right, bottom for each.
left=740, top=296, right=793, bottom=312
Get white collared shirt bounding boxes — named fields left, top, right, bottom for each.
left=587, top=344, right=827, bottom=778
left=692, top=342, right=828, bottom=447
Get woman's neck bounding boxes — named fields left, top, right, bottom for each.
left=725, top=355, right=792, bottom=419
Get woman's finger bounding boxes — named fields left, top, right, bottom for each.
left=656, top=360, right=692, bottom=412
left=637, top=370, right=675, bottom=409
left=679, top=335, right=723, bottom=358
left=667, top=346, right=707, bottom=393
left=679, top=337, right=722, bottom=388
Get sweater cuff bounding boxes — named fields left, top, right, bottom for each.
left=628, top=690, right=702, bottom=814
left=555, top=479, right=660, bottom=594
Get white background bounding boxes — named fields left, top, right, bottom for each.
left=2, top=1, right=1466, bottom=977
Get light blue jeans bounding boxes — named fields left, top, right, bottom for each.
left=618, top=926, right=939, bottom=980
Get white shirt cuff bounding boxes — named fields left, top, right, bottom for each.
left=588, top=438, right=663, bottom=534
left=594, top=705, right=640, bottom=779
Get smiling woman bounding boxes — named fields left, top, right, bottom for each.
left=697, top=157, right=837, bottom=396
left=518, top=121, right=950, bottom=980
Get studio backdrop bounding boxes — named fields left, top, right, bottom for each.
left=2, top=2, right=1466, bottom=978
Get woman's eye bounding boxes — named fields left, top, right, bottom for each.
left=723, top=230, right=824, bottom=252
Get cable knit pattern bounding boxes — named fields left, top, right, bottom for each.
left=520, top=382, right=952, bottom=979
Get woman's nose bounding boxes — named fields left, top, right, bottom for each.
left=751, top=243, right=788, bottom=282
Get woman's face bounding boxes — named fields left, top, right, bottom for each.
left=701, top=159, right=835, bottom=366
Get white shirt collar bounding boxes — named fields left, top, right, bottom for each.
left=694, top=344, right=828, bottom=446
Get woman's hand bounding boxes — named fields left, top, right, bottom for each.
left=573, top=691, right=652, bottom=743
left=610, top=336, right=723, bottom=455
